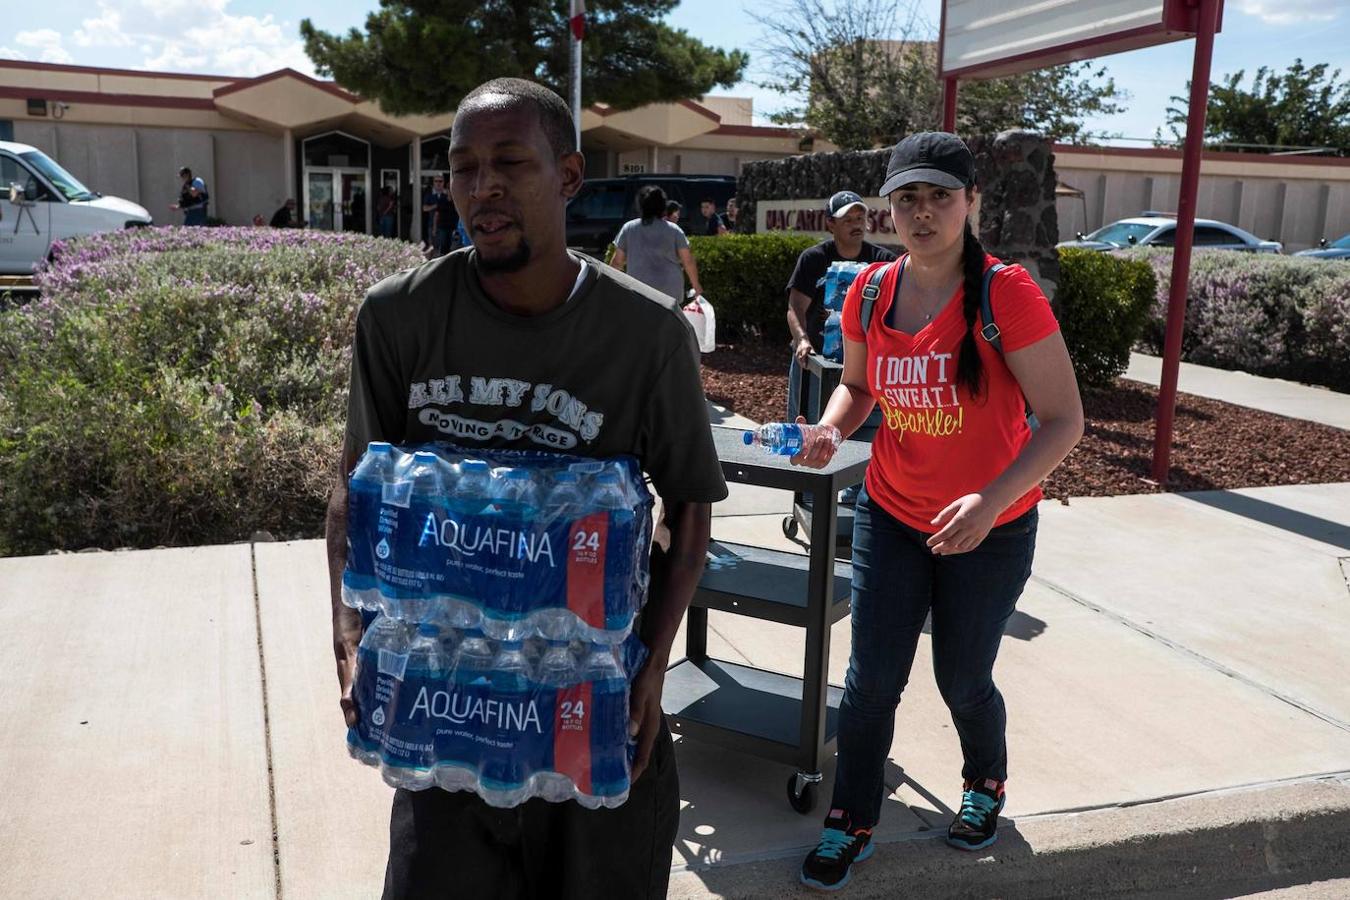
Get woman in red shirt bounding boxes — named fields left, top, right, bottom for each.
left=795, top=133, right=1083, bottom=892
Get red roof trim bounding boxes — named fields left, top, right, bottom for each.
left=0, top=86, right=216, bottom=110
left=678, top=99, right=722, bottom=123
left=711, top=124, right=806, bottom=139
left=1053, top=143, right=1350, bottom=169
left=212, top=68, right=358, bottom=103
left=0, top=57, right=231, bottom=82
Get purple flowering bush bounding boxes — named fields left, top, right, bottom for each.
left=0, top=226, right=425, bottom=554
left=1130, top=249, right=1350, bottom=390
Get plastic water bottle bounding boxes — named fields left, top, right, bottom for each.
left=347, top=614, right=408, bottom=767
left=451, top=460, right=492, bottom=514
left=742, top=422, right=841, bottom=456
left=392, top=450, right=446, bottom=624
left=436, top=629, right=495, bottom=794
left=481, top=640, right=536, bottom=807
left=578, top=642, right=630, bottom=809
left=488, top=467, right=539, bottom=517
left=534, top=640, right=581, bottom=802
left=822, top=310, right=843, bottom=362
left=381, top=623, right=444, bottom=790
left=534, top=470, right=585, bottom=640
left=343, top=441, right=395, bottom=612
left=588, top=471, right=635, bottom=644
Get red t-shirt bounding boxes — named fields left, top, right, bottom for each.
left=841, top=254, right=1060, bottom=533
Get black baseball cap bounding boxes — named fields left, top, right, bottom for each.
left=879, top=132, right=976, bottom=197
left=827, top=190, right=868, bottom=218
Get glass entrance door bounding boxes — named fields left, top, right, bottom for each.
left=304, top=168, right=370, bottom=233
left=305, top=170, right=335, bottom=231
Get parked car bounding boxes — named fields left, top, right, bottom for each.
left=0, top=140, right=153, bottom=275
left=1294, top=234, right=1350, bottom=260
left=566, top=174, right=736, bottom=256
left=1057, top=212, right=1282, bottom=254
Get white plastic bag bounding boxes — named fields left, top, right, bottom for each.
left=681, top=294, right=717, bottom=353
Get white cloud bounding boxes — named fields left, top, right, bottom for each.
left=0, top=47, right=28, bottom=61
left=1235, top=0, right=1339, bottom=25
left=15, top=29, right=73, bottom=64
left=42, top=1, right=318, bottom=77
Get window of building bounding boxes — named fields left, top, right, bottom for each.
left=303, top=132, right=370, bottom=168
left=0, top=120, right=13, bottom=142
left=420, top=136, right=451, bottom=172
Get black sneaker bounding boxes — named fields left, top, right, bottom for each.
left=946, top=778, right=1006, bottom=851
left=800, top=808, right=874, bottom=891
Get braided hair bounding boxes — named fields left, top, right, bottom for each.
left=956, top=217, right=990, bottom=398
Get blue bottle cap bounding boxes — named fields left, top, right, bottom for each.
left=504, top=468, right=530, bottom=480
left=595, top=471, right=620, bottom=483
left=461, top=460, right=489, bottom=474
left=501, top=639, right=524, bottom=650
left=413, top=450, right=439, bottom=463
left=416, top=623, right=438, bottom=637
left=742, top=431, right=754, bottom=445
left=554, top=470, right=579, bottom=483
left=369, top=441, right=393, bottom=454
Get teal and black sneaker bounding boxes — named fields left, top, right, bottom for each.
left=800, top=809, right=874, bottom=891
left=946, top=778, right=1006, bottom=851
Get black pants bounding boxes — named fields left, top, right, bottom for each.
left=382, top=720, right=679, bottom=899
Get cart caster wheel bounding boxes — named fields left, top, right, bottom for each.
left=787, top=771, right=821, bottom=814
left=781, top=516, right=799, bottom=540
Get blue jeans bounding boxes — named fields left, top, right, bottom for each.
left=830, top=487, right=1037, bottom=828
left=786, top=353, right=820, bottom=423
left=183, top=207, right=207, bottom=226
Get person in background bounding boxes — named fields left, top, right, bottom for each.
left=170, top=166, right=208, bottom=226
left=422, top=174, right=455, bottom=255
left=793, top=132, right=1083, bottom=892
left=377, top=186, right=398, bottom=237
left=664, top=199, right=683, bottom=225
left=723, top=196, right=739, bottom=232
left=611, top=185, right=703, bottom=302
left=699, top=197, right=727, bottom=236
left=785, top=190, right=896, bottom=424
left=270, top=198, right=299, bottom=228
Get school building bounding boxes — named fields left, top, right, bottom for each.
left=0, top=59, right=815, bottom=243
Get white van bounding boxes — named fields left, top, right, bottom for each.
left=0, top=140, right=153, bottom=275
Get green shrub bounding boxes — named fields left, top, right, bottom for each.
left=1054, top=248, right=1157, bottom=389
left=1128, top=249, right=1350, bottom=391
left=0, top=227, right=425, bottom=556
left=688, top=233, right=819, bottom=342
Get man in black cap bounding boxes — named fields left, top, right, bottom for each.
left=784, top=190, right=897, bottom=421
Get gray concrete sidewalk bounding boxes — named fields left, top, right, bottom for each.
left=1124, top=352, right=1350, bottom=431
left=3, top=480, right=1349, bottom=898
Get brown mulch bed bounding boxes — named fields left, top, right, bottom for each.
left=701, top=342, right=1350, bottom=499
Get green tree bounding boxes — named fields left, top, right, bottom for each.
left=754, top=0, right=1125, bottom=150
left=300, top=0, right=748, bottom=116
left=1160, top=59, right=1350, bottom=154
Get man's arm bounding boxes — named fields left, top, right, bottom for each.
left=676, top=246, right=702, bottom=297
left=787, top=287, right=815, bottom=363
left=628, top=499, right=711, bottom=780
left=326, top=448, right=364, bottom=728
left=610, top=247, right=627, bottom=271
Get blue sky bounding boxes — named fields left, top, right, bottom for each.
left=2, top=0, right=1345, bottom=145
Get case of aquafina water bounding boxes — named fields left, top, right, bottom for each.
left=347, top=620, right=648, bottom=808
left=343, top=443, right=654, bottom=808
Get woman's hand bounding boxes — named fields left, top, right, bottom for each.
left=927, top=493, right=999, bottom=555
left=789, top=416, right=841, bottom=469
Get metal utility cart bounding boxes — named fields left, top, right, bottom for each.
left=661, top=425, right=870, bottom=814
left=782, top=353, right=881, bottom=559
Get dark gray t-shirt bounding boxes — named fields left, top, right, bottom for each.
left=344, top=248, right=728, bottom=506
left=614, top=218, right=689, bottom=301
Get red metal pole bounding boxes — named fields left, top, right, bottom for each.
left=1151, top=0, right=1221, bottom=484
left=942, top=77, right=958, bottom=132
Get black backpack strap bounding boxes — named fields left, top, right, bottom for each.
left=978, top=262, right=1007, bottom=352
left=858, top=260, right=897, bottom=336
